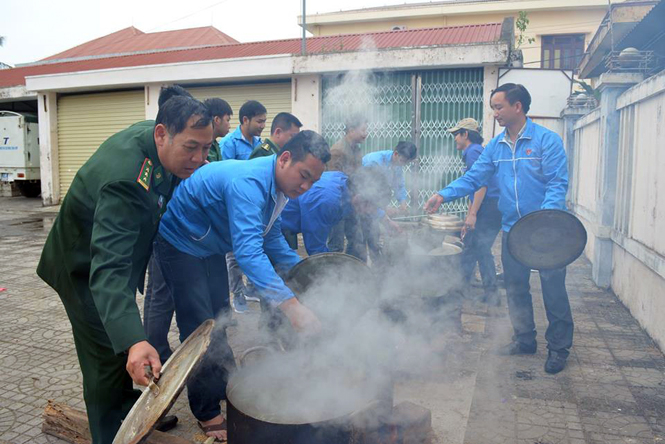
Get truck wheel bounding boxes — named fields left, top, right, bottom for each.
left=16, top=181, right=41, bottom=198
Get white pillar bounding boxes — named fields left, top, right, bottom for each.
left=483, top=65, right=499, bottom=142
left=145, top=83, right=170, bottom=120
left=291, top=75, right=321, bottom=133
left=38, top=92, right=59, bottom=206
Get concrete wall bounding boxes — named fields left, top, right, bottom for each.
left=567, top=70, right=665, bottom=350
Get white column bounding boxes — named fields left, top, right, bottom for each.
left=291, top=75, right=321, bottom=133
left=483, top=65, right=499, bottom=142
left=38, top=92, right=59, bottom=206
left=145, top=83, right=170, bottom=120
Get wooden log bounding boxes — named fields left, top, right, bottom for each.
left=42, top=400, right=195, bottom=444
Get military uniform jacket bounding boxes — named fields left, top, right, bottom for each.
left=249, top=138, right=279, bottom=159
left=328, top=137, right=362, bottom=175
left=207, top=138, right=222, bottom=163
left=37, top=122, right=176, bottom=355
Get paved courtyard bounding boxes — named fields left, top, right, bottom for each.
left=0, top=195, right=664, bottom=444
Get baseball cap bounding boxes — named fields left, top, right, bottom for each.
left=447, top=118, right=480, bottom=133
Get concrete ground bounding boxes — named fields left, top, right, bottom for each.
left=0, top=195, right=664, bottom=444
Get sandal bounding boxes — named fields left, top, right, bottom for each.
left=197, top=418, right=227, bottom=441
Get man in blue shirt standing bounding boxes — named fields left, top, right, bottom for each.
left=361, top=141, right=418, bottom=265
left=281, top=168, right=391, bottom=255
left=447, top=118, right=502, bottom=307
left=153, top=130, right=330, bottom=439
left=425, top=84, right=572, bottom=375
left=220, top=100, right=266, bottom=160
left=219, top=100, right=267, bottom=312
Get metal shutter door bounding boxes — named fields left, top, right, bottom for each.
left=57, top=90, right=145, bottom=199
left=188, top=82, right=292, bottom=135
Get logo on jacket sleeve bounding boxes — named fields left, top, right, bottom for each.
left=526, top=149, right=532, bottom=156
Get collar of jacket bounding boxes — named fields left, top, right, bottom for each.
left=231, top=125, right=260, bottom=146
left=264, top=137, right=279, bottom=152
left=143, top=124, right=174, bottom=195
left=499, top=117, right=534, bottom=147
left=268, top=154, right=280, bottom=203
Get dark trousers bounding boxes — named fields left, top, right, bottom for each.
left=501, top=231, right=574, bottom=356
left=143, top=254, right=174, bottom=363
left=461, top=198, right=502, bottom=295
left=328, top=212, right=366, bottom=262
left=60, top=293, right=140, bottom=444
left=153, top=234, right=236, bottom=422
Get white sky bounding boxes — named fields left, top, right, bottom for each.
left=0, top=0, right=430, bottom=66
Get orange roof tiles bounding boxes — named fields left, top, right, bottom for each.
left=1, top=23, right=502, bottom=89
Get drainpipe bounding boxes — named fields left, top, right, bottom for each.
left=301, top=0, right=307, bottom=56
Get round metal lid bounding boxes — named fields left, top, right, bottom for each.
left=507, top=209, right=587, bottom=270
left=112, top=319, right=215, bottom=444
left=285, top=252, right=378, bottom=324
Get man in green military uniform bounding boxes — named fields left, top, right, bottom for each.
left=37, top=92, right=213, bottom=444
left=205, top=97, right=233, bottom=162
left=249, top=112, right=302, bottom=159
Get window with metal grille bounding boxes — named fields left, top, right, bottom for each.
left=541, top=34, right=585, bottom=70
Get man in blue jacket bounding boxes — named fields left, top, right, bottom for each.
left=153, top=130, right=330, bottom=439
left=281, top=168, right=391, bottom=255
left=425, top=83, right=572, bottom=374
left=219, top=100, right=267, bottom=312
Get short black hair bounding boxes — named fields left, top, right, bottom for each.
left=155, top=96, right=211, bottom=136
left=271, top=112, right=303, bottom=135
left=158, top=85, right=193, bottom=108
left=457, top=129, right=484, bottom=145
left=279, top=130, right=331, bottom=164
left=344, top=114, right=368, bottom=133
left=204, top=98, right=233, bottom=118
left=394, top=141, right=418, bottom=161
left=239, top=100, right=267, bottom=123
left=347, top=167, right=392, bottom=208
left=491, top=83, right=531, bottom=114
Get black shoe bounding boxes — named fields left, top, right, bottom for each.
left=497, top=340, right=537, bottom=356
left=544, top=351, right=568, bottom=374
left=155, top=415, right=178, bottom=432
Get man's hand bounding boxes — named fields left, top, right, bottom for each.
left=385, top=218, right=403, bottom=234
left=385, top=207, right=400, bottom=218
left=127, top=341, right=162, bottom=386
left=424, top=194, right=444, bottom=214
left=279, top=298, right=322, bottom=335
left=462, top=212, right=477, bottom=240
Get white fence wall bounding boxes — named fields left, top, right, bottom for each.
left=569, top=70, right=665, bottom=349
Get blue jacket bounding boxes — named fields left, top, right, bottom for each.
left=220, top=125, right=261, bottom=160
left=159, top=156, right=301, bottom=304
left=462, top=143, right=500, bottom=201
left=281, top=171, right=352, bottom=255
left=362, top=150, right=408, bottom=203
left=439, top=119, right=568, bottom=231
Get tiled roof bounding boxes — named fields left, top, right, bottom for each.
left=0, top=23, right=503, bottom=89
left=40, top=26, right=238, bottom=62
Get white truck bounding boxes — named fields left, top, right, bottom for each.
left=0, top=111, right=41, bottom=197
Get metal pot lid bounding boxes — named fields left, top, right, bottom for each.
left=113, top=319, right=215, bottom=444
left=507, top=209, right=587, bottom=270
left=285, top=252, right=378, bottom=323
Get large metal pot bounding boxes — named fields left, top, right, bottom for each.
left=226, top=349, right=392, bottom=444
left=384, top=221, right=464, bottom=299
left=226, top=253, right=392, bottom=444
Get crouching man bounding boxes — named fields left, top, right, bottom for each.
left=153, top=130, right=330, bottom=439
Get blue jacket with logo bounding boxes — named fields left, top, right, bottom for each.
left=281, top=171, right=352, bottom=255
left=159, top=155, right=301, bottom=304
left=220, top=125, right=261, bottom=160
left=439, top=118, right=568, bottom=231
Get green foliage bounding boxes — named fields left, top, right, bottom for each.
left=516, top=11, right=536, bottom=48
